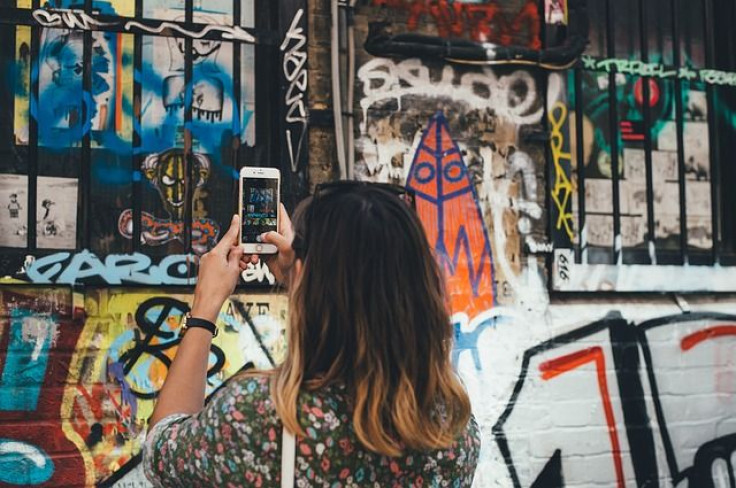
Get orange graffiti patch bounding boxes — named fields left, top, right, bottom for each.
left=406, top=112, right=495, bottom=319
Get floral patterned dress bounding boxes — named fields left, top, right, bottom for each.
left=143, top=375, right=480, bottom=487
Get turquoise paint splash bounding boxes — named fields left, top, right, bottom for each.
left=0, top=439, right=54, bottom=485
left=0, top=310, right=55, bottom=411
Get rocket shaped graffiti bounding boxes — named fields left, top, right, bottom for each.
left=406, top=112, right=495, bottom=319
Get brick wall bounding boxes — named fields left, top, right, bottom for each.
left=0, top=288, right=287, bottom=487
left=0, top=1, right=734, bottom=487
left=330, top=1, right=736, bottom=487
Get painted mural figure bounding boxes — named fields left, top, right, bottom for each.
left=164, top=22, right=226, bottom=122
left=37, top=29, right=113, bottom=146
left=40, top=199, right=58, bottom=236
left=117, top=149, right=221, bottom=254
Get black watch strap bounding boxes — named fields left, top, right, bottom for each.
left=180, top=314, right=218, bottom=337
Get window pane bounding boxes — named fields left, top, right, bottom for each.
left=143, top=0, right=185, bottom=20
left=614, top=0, right=639, bottom=59
left=580, top=69, right=617, bottom=263
left=585, top=0, right=608, bottom=57
left=193, top=0, right=233, bottom=25
left=90, top=32, right=134, bottom=255
left=646, top=0, right=673, bottom=65
left=681, top=86, right=712, bottom=251
left=242, top=0, right=255, bottom=28
left=650, top=79, right=681, bottom=256
left=676, top=0, right=705, bottom=68
left=94, top=0, right=134, bottom=16
left=139, top=35, right=185, bottom=255
left=241, top=43, right=255, bottom=146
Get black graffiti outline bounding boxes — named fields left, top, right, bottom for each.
left=118, top=297, right=226, bottom=400
left=494, top=311, right=736, bottom=488
left=492, top=313, right=631, bottom=487
left=638, top=311, right=736, bottom=486
left=97, top=301, right=274, bottom=488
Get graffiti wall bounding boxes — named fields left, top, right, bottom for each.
left=353, top=0, right=736, bottom=487
left=0, top=287, right=287, bottom=486
left=2, top=0, right=736, bottom=487
left=0, top=0, right=307, bottom=287
left=0, top=3, right=298, bottom=485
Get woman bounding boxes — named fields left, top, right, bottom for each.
left=143, top=183, right=480, bottom=486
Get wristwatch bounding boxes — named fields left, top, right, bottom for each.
left=179, top=313, right=219, bottom=338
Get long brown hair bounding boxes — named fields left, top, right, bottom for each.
left=271, top=184, right=471, bottom=457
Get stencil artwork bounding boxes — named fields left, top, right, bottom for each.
left=0, top=174, right=29, bottom=248
left=36, top=177, right=78, bottom=250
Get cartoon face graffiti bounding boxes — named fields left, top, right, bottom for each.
left=162, top=21, right=225, bottom=120
left=142, top=149, right=210, bottom=220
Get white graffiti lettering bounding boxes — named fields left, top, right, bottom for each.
left=21, top=251, right=276, bottom=285
left=241, top=260, right=276, bottom=285
left=280, top=9, right=308, bottom=172
left=124, top=20, right=255, bottom=43
left=32, top=8, right=256, bottom=43
left=25, top=251, right=196, bottom=285
left=699, top=69, right=736, bottom=87
left=357, top=58, right=542, bottom=130
left=32, top=8, right=115, bottom=30
left=525, top=237, right=554, bottom=254
left=582, top=55, right=736, bottom=87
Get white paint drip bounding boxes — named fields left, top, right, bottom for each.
left=481, top=42, right=498, bottom=60
left=507, top=150, right=542, bottom=222
left=648, top=240, right=657, bottom=265
left=20, top=317, right=57, bottom=361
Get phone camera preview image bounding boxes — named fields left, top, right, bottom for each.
left=241, top=179, right=278, bottom=244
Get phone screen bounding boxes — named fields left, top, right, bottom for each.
left=241, top=177, right=279, bottom=244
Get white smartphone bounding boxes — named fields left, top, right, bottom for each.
left=239, top=167, right=281, bottom=254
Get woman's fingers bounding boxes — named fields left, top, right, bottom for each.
left=237, top=254, right=259, bottom=270
left=278, top=203, right=294, bottom=240
left=212, top=214, right=240, bottom=255
left=261, top=230, right=291, bottom=252
left=228, top=245, right=244, bottom=267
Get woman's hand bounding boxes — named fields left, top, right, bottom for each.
left=191, top=214, right=245, bottom=322
left=259, top=203, right=296, bottom=284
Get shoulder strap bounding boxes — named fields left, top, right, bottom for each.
left=281, top=428, right=296, bottom=488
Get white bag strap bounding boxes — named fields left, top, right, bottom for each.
left=281, top=428, right=296, bottom=488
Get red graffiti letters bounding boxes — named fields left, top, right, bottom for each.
left=371, top=0, right=541, bottom=48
